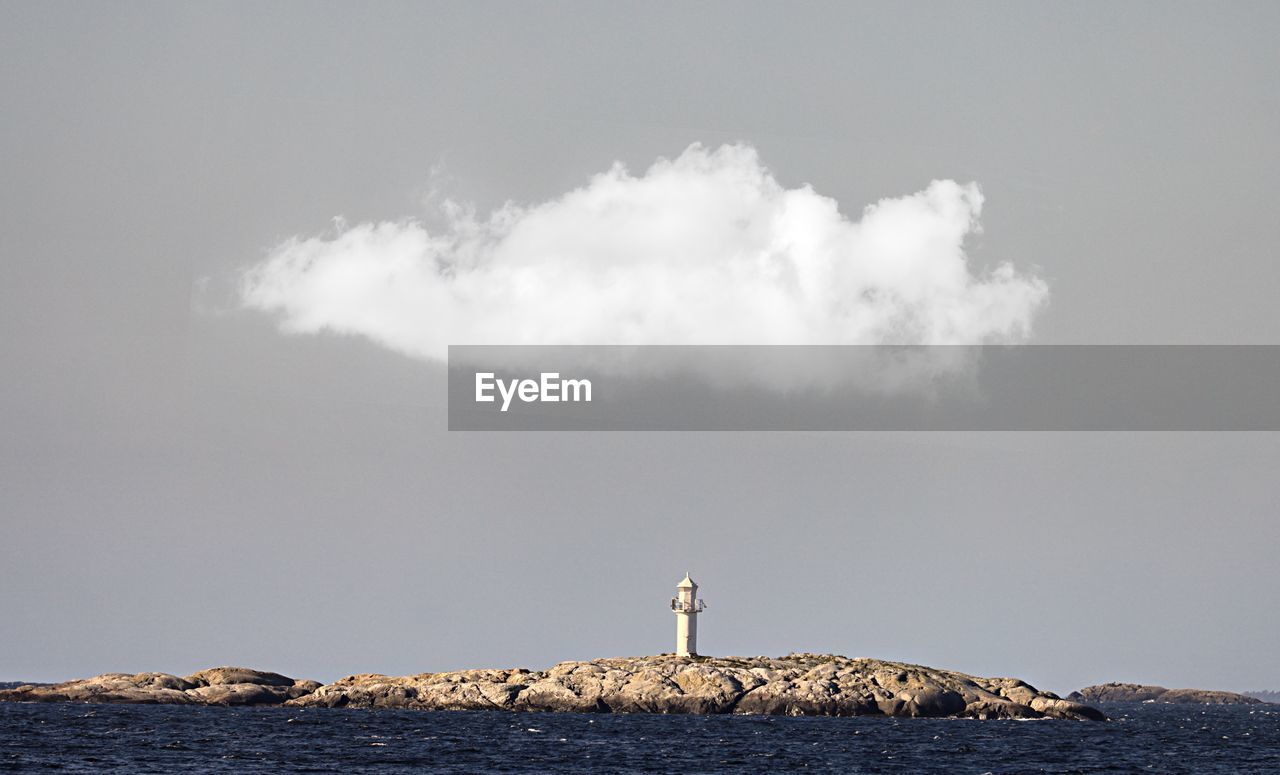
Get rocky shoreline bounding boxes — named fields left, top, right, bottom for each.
left=0, top=654, right=1105, bottom=720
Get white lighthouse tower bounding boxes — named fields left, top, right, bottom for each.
left=670, top=572, right=706, bottom=657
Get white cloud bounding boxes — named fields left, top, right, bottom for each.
left=241, top=143, right=1048, bottom=361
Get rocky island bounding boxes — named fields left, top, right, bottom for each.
left=1068, top=682, right=1263, bottom=705
left=1, top=654, right=1104, bottom=720
left=0, top=667, right=320, bottom=706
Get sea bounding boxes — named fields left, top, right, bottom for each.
left=2, top=702, right=1278, bottom=773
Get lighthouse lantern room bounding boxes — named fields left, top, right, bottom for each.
left=670, top=573, right=706, bottom=657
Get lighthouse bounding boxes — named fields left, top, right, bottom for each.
left=670, top=573, right=706, bottom=657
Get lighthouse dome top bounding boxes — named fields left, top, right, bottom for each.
left=677, top=573, right=697, bottom=588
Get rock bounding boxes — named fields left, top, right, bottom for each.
left=185, top=679, right=319, bottom=706
left=897, top=688, right=967, bottom=717
left=1030, top=696, right=1107, bottom=721
left=187, top=684, right=286, bottom=706
left=964, top=698, right=1042, bottom=720
left=185, top=667, right=295, bottom=688
left=1072, top=682, right=1262, bottom=705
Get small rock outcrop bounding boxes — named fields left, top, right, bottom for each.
left=0, top=667, right=319, bottom=706
left=1068, top=682, right=1262, bottom=705
left=288, top=654, right=1105, bottom=720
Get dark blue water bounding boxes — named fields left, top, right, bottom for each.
left=3, top=702, right=1278, bottom=773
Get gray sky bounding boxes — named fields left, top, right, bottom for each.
left=2, top=1, right=1279, bottom=693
